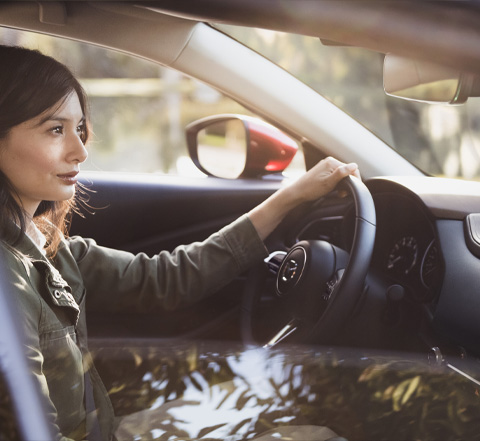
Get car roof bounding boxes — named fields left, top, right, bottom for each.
left=1, top=1, right=480, bottom=74
left=145, top=0, right=480, bottom=74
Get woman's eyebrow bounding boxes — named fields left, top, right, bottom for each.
left=36, top=114, right=85, bottom=126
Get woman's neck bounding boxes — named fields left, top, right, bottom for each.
left=25, top=219, right=47, bottom=254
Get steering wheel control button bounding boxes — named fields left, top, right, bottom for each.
left=323, top=268, right=345, bottom=301
left=323, top=279, right=336, bottom=301
left=276, top=246, right=306, bottom=296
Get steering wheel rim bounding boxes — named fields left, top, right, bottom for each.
left=241, top=175, right=376, bottom=347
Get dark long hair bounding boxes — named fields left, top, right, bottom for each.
left=0, top=45, right=90, bottom=256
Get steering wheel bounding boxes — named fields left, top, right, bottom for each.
left=241, top=175, right=376, bottom=347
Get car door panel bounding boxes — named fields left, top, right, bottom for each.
left=72, top=172, right=279, bottom=253
left=71, top=172, right=281, bottom=340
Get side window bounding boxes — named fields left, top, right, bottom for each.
left=0, top=28, right=305, bottom=178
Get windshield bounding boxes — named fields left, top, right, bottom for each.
left=217, top=25, right=480, bottom=181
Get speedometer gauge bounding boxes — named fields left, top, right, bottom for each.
left=387, top=236, right=418, bottom=275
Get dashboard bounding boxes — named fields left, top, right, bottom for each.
left=298, top=175, right=480, bottom=355
left=298, top=177, right=444, bottom=304
left=371, top=190, right=441, bottom=303
left=368, top=177, right=480, bottom=355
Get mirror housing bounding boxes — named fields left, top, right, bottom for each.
left=186, top=114, right=298, bottom=179
left=383, top=54, right=480, bottom=104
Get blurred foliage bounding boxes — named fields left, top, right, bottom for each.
left=3, top=342, right=480, bottom=440
left=219, top=25, right=480, bottom=181
left=91, top=342, right=480, bottom=440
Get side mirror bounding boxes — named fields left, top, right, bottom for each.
left=383, top=54, right=480, bottom=104
left=186, top=114, right=298, bottom=179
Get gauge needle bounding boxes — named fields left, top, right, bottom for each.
left=387, top=255, right=403, bottom=268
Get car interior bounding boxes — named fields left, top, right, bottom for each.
left=2, top=1, right=480, bottom=440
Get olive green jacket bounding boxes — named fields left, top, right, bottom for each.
left=1, top=215, right=267, bottom=441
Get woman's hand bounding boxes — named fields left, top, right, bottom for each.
left=286, top=156, right=360, bottom=203
left=248, top=157, right=359, bottom=240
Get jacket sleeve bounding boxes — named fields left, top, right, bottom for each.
left=0, top=246, right=80, bottom=441
left=67, top=214, right=268, bottom=313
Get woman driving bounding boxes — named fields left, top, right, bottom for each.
left=0, top=45, right=359, bottom=441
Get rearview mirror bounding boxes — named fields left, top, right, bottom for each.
left=186, top=115, right=298, bottom=179
left=383, top=54, right=480, bottom=104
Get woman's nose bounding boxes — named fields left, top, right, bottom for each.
left=67, top=132, right=88, bottom=164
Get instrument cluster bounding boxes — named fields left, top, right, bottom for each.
left=372, top=193, right=442, bottom=301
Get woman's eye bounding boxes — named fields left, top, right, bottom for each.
left=51, top=126, right=64, bottom=135
left=77, top=124, right=87, bottom=142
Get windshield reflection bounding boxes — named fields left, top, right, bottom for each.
left=89, top=341, right=480, bottom=441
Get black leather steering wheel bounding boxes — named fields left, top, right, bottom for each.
left=242, top=175, right=376, bottom=347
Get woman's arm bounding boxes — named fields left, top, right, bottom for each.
left=71, top=157, right=358, bottom=311
left=248, top=157, right=360, bottom=240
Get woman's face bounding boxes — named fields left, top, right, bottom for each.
left=0, top=92, right=88, bottom=218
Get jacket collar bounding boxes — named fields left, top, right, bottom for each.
left=4, top=219, right=47, bottom=261
left=4, top=220, right=81, bottom=324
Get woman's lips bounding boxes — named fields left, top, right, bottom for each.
left=57, top=171, right=79, bottom=185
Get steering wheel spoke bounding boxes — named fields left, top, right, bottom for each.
left=263, top=318, right=303, bottom=349
left=264, top=250, right=287, bottom=275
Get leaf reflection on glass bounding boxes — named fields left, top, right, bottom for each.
left=92, top=342, right=480, bottom=441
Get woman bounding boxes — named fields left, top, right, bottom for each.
left=0, top=45, right=359, bottom=441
